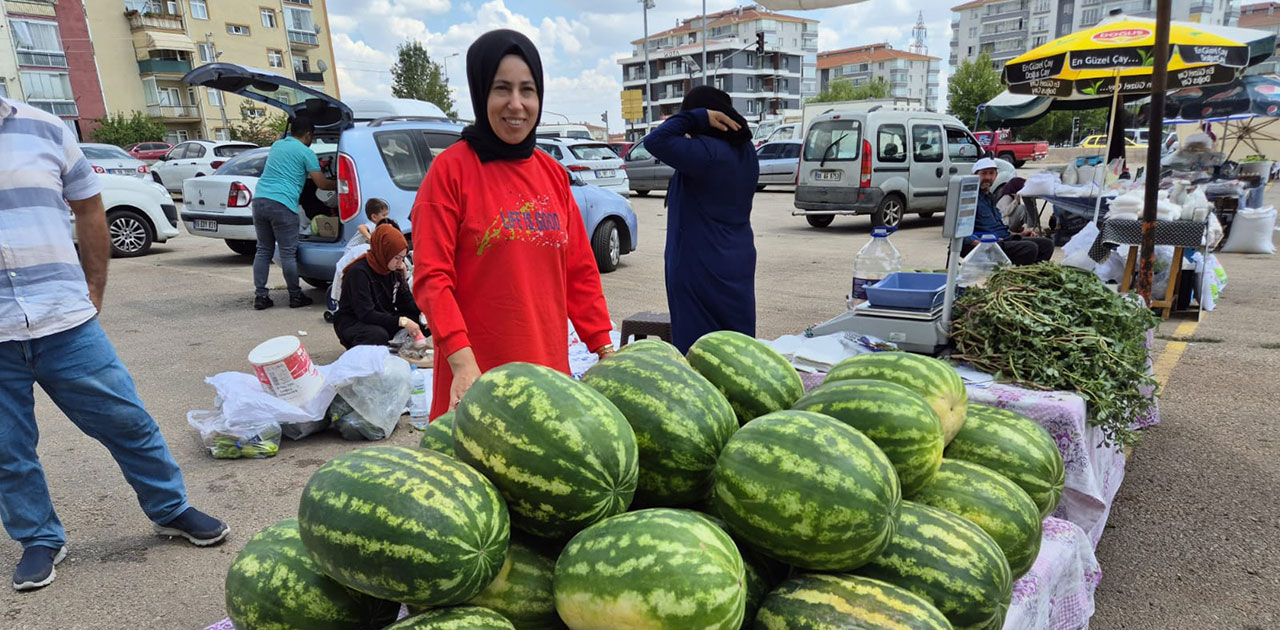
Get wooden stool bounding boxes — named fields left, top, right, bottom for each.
left=619, top=311, right=673, bottom=346
left=1120, top=246, right=1184, bottom=320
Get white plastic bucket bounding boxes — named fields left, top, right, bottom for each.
left=248, top=336, right=323, bottom=405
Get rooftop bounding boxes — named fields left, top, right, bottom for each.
left=631, top=5, right=818, bottom=45
left=817, top=43, right=939, bottom=69
left=1240, top=2, right=1280, bottom=26
left=951, top=0, right=1001, bottom=11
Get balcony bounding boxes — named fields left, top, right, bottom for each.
left=147, top=104, right=200, bottom=120
left=295, top=70, right=324, bottom=83
left=288, top=29, right=319, bottom=47
left=127, top=11, right=184, bottom=32
left=138, top=58, right=192, bottom=75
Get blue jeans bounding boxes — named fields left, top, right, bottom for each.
left=0, top=319, right=189, bottom=549
left=252, top=197, right=302, bottom=298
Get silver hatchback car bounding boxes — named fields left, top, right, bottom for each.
left=535, top=137, right=630, bottom=195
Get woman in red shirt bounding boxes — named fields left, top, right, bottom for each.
left=412, top=29, right=615, bottom=419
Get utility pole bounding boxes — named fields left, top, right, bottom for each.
left=641, top=0, right=654, bottom=133
left=205, top=33, right=230, bottom=136
left=701, top=0, right=708, bottom=87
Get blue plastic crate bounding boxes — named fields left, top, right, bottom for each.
left=865, top=272, right=948, bottom=310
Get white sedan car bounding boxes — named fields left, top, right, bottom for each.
left=152, top=139, right=257, bottom=193
left=535, top=137, right=629, bottom=195
left=71, top=174, right=180, bottom=257
left=80, top=143, right=150, bottom=179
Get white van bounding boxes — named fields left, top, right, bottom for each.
left=794, top=109, right=987, bottom=228
left=537, top=123, right=593, bottom=140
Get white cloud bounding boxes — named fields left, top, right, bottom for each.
left=397, top=0, right=452, bottom=14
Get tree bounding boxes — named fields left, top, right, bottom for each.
left=229, top=102, right=288, bottom=146
left=947, top=51, right=1002, bottom=128
left=390, top=40, right=457, bottom=118
left=89, top=111, right=166, bottom=147
left=807, top=77, right=890, bottom=104
left=1016, top=108, right=1110, bottom=145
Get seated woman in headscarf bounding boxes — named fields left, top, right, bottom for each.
left=411, top=29, right=614, bottom=418
left=644, top=86, right=760, bottom=352
left=332, top=224, right=423, bottom=349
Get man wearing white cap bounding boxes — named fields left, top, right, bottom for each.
left=966, top=157, right=1054, bottom=265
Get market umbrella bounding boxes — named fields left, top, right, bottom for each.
left=1167, top=74, right=1280, bottom=120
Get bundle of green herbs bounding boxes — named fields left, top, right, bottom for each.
left=951, top=262, right=1159, bottom=446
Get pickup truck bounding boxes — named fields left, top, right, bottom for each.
left=974, top=130, right=1048, bottom=168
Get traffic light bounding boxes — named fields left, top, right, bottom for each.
left=1072, top=117, right=1080, bottom=132
left=755, top=31, right=766, bottom=54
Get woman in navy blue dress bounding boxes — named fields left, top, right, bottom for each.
left=646, top=86, right=760, bottom=352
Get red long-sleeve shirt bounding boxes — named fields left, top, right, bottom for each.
left=411, top=141, right=613, bottom=419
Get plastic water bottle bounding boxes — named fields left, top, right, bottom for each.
left=850, top=226, right=904, bottom=307
left=409, top=366, right=429, bottom=429
left=957, top=234, right=1012, bottom=288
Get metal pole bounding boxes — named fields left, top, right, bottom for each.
left=702, top=0, right=708, bottom=87
left=1138, top=0, right=1171, bottom=304
left=642, top=0, right=653, bottom=133
left=205, top=34, right=230, bottom=135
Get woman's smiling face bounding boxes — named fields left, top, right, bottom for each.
left=487, top=54, right=539, bottom=146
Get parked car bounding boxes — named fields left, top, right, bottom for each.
left=756, top=139, right=802, bottom=189
left=535, top=137, right=629, bottom=195
left=71, top=174, right=180, bottom=257
left=80, top=143, right=149, bottom=179
left=124, top=141, right=174, bottom=162
left=974, top=129, right=1048, bottom=168
left=1079, top=135, right=1144, bottom=149
left=609, top=141, right=632, bottom=158
left=183, top=62, right=637, bottom=284
left=623, top=139, right=675, bottom=196
left=151, top=140, right=257, bottom=193
left=757, top=121, right=801, bottom=147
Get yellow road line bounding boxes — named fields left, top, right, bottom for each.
left=1152, top=319, right=1201, bottom=391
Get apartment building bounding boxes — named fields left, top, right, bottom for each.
left=1240, top=1, right=1280, bottom=75
left=949, top=0, right=1240, bottom=71
left=84, top=0, right=339, bottom=144
left=2, top=0, right=107, bottom=138
left=817, top=43, right=941, bottom=111
left=618, top=4, right=819, bottom=140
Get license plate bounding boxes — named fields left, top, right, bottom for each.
left=595, top=169, right=615, bottom=178
left=193, top=219, right=218, bottom=232
left=813, top=171, right=842, bottom=182
left=109, top=168, right=135, bottom=176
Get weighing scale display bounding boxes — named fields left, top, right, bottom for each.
left=943, top=176, right=980, bottom=240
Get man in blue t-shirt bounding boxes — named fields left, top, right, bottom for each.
left=252, top=114, right=336, bottom=310
left=964, top=157, right=1053, bottom=266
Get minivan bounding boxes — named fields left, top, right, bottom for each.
left=794, top=109, right=986, bottom=228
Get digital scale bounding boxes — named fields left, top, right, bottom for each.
left=807, top=176, right=980, bottom=356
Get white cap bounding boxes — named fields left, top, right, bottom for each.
left=972, top=157, right=999, bottom=173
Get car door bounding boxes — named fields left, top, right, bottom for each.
left=625, top=141, right=659, bottom=190
left=179, top=143, right=207, bottom=181
left=945, top=125, right=980, bottom=184
left=907, top=121, right=947, bottom=211
left=756, top=143, right=782, bottom=184
left=156, top=143, right=190, bottom=190
left=779, top=142, right=801, bottom=183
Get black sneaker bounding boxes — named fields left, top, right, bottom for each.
left=154, top=507, right=229, bottom=547
left=289, top=293, right=313, bottom=308
left=12, top=545, right=66, bottom=592
left=253, top=295, right=274, bottom=310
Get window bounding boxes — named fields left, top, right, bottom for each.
left=244, top=108, right=265, bottom=118
left=190, top=0, right=208, bottom=19
left=214, top=144, right=254, bottom=157
left=1033, top=35, right=1047, bottom=47
left=294, top=57, right=311, bottom=72
left=746, top=76, right=757, bottom=91
left=877, top=124, right=906, bottom=163
left=214, top=128, right=230, bottom=141
left=165, top=130, right=190, bottom=144
left=375, top=131, right=431, bottom=190
left=217, top=150, right=269, bottom=177
left=20, top=71, right=77, bottom=116
left=911, top=125, right=943, bottom=163
left=569, top=144, right=618, bottom=160
left=197, top=43, right=214, bottom=63
left=0, top=79, right=7, bottom=98
left=946, top=127, right=979, bottom=163
left=803, top=120, right=861, bottom=162
left=969, top=26, right=978, bottom=38
left=227, top=24, right=250, bottom=36
left=186, top=143, right=207, bottom=158
left=1081, top=8, right=1100, bottom=24
left=268, top=50, right=284, bottom=68
left=9, top=19, right=67, bottom=68
left=422, top=131, right=461, bottom=156
left=286, top=7, right=318, bottom=45
left=714, top=76, right=726, bottom=91
left=757, top=144, right=780, bottom=159
left=780, top=143, right=801, bottom=159
left=261, top=9, right=277, bottom=28
left=207, top=88, right=223, bottom=106
left=81, top=145, right=134, bottom=160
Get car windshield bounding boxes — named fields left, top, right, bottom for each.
left=804, top=120, right=861, bottom=163
left=569, top=144, right=618, bottom=160
left=216, top=150, right=269, bottom=176
left=214, top=144, right=257, bottom=158
left=81, top=145, right=133, bottom=160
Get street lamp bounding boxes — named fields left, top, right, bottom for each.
left=543, top=110, right=572, bottom=124
left=441, top=52, right=460, bottom=82
left=641, top=0, right=654, bottom=131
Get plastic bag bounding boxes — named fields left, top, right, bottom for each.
left=1095, top=248, right=1128, bottom=284
left=330, top=355, right=413, bottom=441
left=1220, top=206, right=1277, bottom=254
left=1061, top=163, right=1079, bottom=186
left=1020, top=171, right=1059, bottom=196
left=391, top=328, right=432, bottom=362
left=187, top=409, right=282, bottom=459
left=1061, top=221, right=1101, bottom=271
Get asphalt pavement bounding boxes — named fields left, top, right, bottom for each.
left=1, top=187, right=1275, bottom=628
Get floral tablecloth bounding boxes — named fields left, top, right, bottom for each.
left=1003, top=517, right=1103, bottom=630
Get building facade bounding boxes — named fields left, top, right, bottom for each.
left=817, top=43, right=941, bottom=111
left=1240, top=1, right=1280, bottom=75
left=84, top=0, right=340, bottom=144
left=617, top=5, right=819, bottom=140
left=2, top=0, right=107, bottom=138
left=949, top=0, right=1241, bottom=72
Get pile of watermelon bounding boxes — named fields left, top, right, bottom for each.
left=224, top=330, right=1065, bottom=630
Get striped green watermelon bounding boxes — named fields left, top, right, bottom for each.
left=297, top=446, right=509, bottom=607
left=418, top=410, right=455, bottom=456
left=944, top=404, right=1065, bottom=518
left=554, top=508, right=746, bottom=630
left=909, top=459, right=1043, bottom=580
left=383, top=607, right=515, bottom=629
left=454, top=362, right=638, bottom=540
left=687, top=330, right=804, bottom=424
left=792, top=379, right=944, bottom=496
left=468, top=538, right=566, bottom=630
left=617, top=338, right=687, bottom=364
left=712, top=410, right=901, bottom=571
left=225, top=518, right=400, bottom=630
left=582, top=352, right=738, bottom=507
left=857, top=501, right=1012, bottom=630
left=824, top=352, right=969, bottom=443
left=698, top=513, right=790, bottom=630
left=754, top=573, right=953, bottom=630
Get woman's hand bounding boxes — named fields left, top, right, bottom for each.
left=399, top=316, right=423, bottom=339
left=446, top=347, right=481, bottom=411
left=595, top=344, right=616, bottom=360
left=707, top=110, right=741, bottom=133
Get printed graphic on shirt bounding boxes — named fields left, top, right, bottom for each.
left=476, top=194, right=568, bottom=256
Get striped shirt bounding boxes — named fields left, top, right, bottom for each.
left=0, top=96, right=103, bottom=342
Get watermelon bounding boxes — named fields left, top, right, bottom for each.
left=297, top=446, right=510, bottom=607
left=754, top=573, right=953, bottom=630
left=582, top=352, right=738, bottom=506
left=687, top=330, right=804, bottom=424
left=554, top=508, right=746, bottom=630
left=418, top=410, right=455, bottom=456
left=944, top=404, right=1065, bottom=518
left=712, top=410, right=901, bottom=571
left=383, top=607, right=515, bottom=629
left=225, top=518, right=400, bottom=630
left=909, top=459, right=1043, bottom=580
left=617, top=338, right=686, bottom=364
left=454, top=362, right=639, bottom=540
left=698, top=513, right=790, bottom=630
left=824, top=352, right=969, bottom=443
left=857, top=501, right=1011, bottom=630
left=468, top=538, right=566, bottom=630
left=792, top=379, right=945, bottom=496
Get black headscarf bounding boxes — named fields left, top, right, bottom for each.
left=680, top=86, right=752, bottom=148
left=461, top=29, right=544, bottom=162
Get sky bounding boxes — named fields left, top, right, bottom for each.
left=326, top=0, right=954, bottom=132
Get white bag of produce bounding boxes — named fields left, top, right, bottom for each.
left=1220, top=206, right=1277, bottom=254
left=1020, top=171, right=1059, bottom=196
left=1061, top=221, right=1101, bottom=271
left=329, top=355, right=413, bottom=441
left=1095, top=248, right=1129, bottom=284
left=187, top=409, right=282, bottom=460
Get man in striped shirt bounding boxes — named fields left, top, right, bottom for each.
left=0, top=96, right=227, bottom=592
